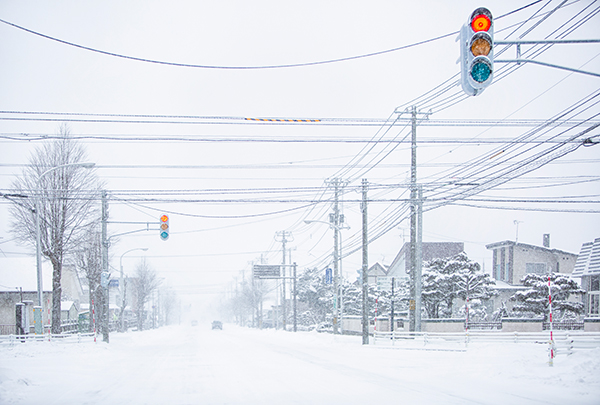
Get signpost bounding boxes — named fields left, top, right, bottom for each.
left=252, top=264, right=281, bottom=279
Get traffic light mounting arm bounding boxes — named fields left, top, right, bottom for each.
left=493, top=38, right=600, bottom=78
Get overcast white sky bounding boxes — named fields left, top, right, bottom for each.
left=1, top=1, right=599, bottom=313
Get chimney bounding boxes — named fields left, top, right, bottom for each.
left=543, top=234, right=550, bottom=248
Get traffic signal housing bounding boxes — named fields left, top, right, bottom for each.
left=460, top=7, right=494, bottom=96
left=160, top=214, right=169, bottom=241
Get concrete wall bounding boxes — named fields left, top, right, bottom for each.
left=421, top=319, right=465, bottom=333
left=341, top=316, right=599, bottom=334
left=584, top=318, right=600, bottom=332
left=501, top=318, right=543, bottom=332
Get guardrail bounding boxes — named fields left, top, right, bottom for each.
left=372, top=330, right=600, bottom=356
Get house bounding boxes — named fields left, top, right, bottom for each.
left=61, top=301, right=78, bottom=321
left=572, top=237, right=600, bottom=318
left=366, top=262, right=388, bottom=285
left=0, top=258, right=85, bottom=334
left=485, top=239, right=578, bottom=285
left=386, top=241, right=465, bottom=279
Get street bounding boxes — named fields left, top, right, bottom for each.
left=2, top=324, right=598, bottom=404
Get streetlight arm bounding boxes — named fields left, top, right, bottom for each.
left=304, top=219, right=350, bottom=231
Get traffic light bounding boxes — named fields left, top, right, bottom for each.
left=160, top=214, right=169, bottom=241
left=459, top=7, right=494, bottom=96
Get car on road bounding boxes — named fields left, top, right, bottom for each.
left=212, top=320, right=223, bottom=330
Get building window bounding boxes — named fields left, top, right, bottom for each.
left=590, top=294, right=599, bottom=316
left=591, top=276, right=600, bottom=292
left=495, top=264, right=501, bottom=281
left=526, top=263, right=546, bottom=274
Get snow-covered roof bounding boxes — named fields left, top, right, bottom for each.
left=61, top=301, right=76, bottom=311
left=485, top=240, right=577, bottom=258
left=572, top=237, right=600, bottom=278
left=492, top=280, right=527, bottom=291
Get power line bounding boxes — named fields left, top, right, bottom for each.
left=0, top=2, right=542, bottom=71
left=0, top=17, right=452, bottom=70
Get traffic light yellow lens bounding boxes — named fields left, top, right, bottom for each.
left=161, top=223, right=168, bottom=230
left=471, top=15, right=491, bottom=32
left=471, top=37, right=491, bottom=56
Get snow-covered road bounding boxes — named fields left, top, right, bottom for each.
left=1, top=324, right=599, bottom=404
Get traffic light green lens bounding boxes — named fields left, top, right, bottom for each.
left=160, top=231, right=169, bottom=239
left=470, top=61, right=491, bottom=83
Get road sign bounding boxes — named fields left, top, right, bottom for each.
left=325, top=268, right=333, bottom=284
left=253, top=264, right=281, bottom=279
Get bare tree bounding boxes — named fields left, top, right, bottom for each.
left=76, top=226, right=103, bottom=333
left=131, top=258, right=161, bottom=331
left=161, top=288, right=179, bottom=326
left=9, top=127, right=100, bottom=333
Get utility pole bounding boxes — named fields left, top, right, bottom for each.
left=409, top=106, right=418, bottom=332
left=329, top=179, right=342, bottom=334
left=275, top=230, right=293, bottom=331
left=416, top=185, right=423, bottom=333
left=293, top=262, right=297, bottom=332
left=404, top=106, right=428, bottom=332
left=101, top=190, right=109, bottom=343
left=361, top=179, right=369, bottom=345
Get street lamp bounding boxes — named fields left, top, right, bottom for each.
left=305, top=219, right=349, bottom=334
left=34, top=162, right=95, bottom=334
left=119, top=247, right=148, bottom=331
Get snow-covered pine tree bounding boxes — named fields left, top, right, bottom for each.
left=510, top=273, right=584, bottom=320
left=421, top=252, right=495, bottom=319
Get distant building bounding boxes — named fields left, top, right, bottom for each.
left=366, top=262, right=388, bottom=285
left=572, top=237, right=600, bottom=318
left=485, top=240, right=578, bottom=286
left=386, top=242, right=465, bottom=279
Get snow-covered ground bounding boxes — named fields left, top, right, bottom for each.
left=1, top=324, right=599, bottom=404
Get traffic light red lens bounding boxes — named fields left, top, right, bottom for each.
left=160, top=215, right=169, bottom=222
left=471, top=14, right=491, bottom=32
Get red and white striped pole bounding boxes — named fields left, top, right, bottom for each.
left=548, top=274, right=554, bottom=367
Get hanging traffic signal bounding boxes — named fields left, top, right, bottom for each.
left=459, top=7, right=494, bottom=96
left=160, top=214, right=169, bottom=241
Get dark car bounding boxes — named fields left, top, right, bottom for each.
left=211, top=320, right=223, bottom=330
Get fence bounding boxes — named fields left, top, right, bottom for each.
left=465, top=322, right=502, bottom=330
left=0, top=332, right=97, bottom=345
left=0, top=324, right=16, bottom=335
left=543, top=321, right=584, bottom=331
left=372, top=330, right=600, bottom=356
